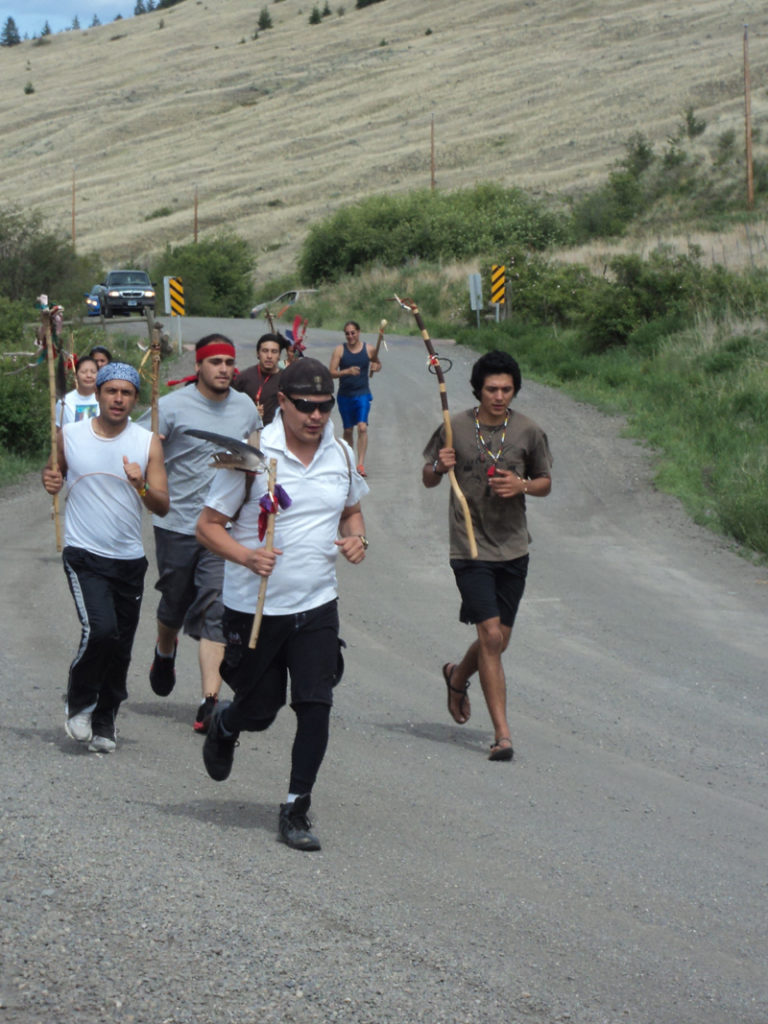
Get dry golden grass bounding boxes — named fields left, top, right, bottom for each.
left=1, top=0, right=766, bottom=280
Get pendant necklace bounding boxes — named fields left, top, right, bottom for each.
left=474, top=407, right=508, bottom=478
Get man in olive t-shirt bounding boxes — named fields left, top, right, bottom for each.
left=422, top=350, right=552, bottom=762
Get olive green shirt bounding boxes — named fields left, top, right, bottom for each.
left=423, top=407, right=552, bottom=560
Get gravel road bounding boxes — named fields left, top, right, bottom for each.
left=1, top=317, right=766, bottom=1024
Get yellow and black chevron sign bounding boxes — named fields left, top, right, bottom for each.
left=169, top=276, right=185, bottom=316
left=490, top=265, right=506, bottom=305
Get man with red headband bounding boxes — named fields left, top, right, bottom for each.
left=140, top=334, right=262, bottom=732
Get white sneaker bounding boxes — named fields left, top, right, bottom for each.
left=65, top=710, right=93, bottom=742
left=88, top=733, right=116, bottom=754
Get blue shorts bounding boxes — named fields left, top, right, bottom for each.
left=449, top=555, right=529, bottom=627
left=337, top=392, right=373, bottom=429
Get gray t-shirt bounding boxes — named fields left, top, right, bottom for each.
left=139, top=385, right=262, bottom=534
left=423, top=407, right=552, bottom=561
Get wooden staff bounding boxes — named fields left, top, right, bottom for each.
left=370, top=318, right=387, bottom=377
left=394, top=294, right=478, bottom=558
left=249, top=458, right=278, bottom=649
left=43, top=310, right=62, bottom=551
left=150, top=324, right=162, bottom=434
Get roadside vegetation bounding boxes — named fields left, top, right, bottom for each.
left=2, top=110, right=767, bottom=558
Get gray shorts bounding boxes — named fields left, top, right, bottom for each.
left=153, top=527, right=225, bottom=643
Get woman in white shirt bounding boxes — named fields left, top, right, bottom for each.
left=56, top=355, right=99, bottom=426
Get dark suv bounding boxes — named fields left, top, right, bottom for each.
left=100, top=270, right=156, bottom=317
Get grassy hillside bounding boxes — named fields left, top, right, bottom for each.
left=1, top=0, right=766, bottom=280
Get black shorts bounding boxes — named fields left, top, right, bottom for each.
left=219, top=600, right=345, bottom=729
left=449, top=555, right=529, bottom=627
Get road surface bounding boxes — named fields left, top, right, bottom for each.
left=1, top=316, right=766, bottom=1024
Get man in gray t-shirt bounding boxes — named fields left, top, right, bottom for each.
left=139, top=334, right=261, bottom=732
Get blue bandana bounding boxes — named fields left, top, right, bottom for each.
left=96, top=362, right=141, bottom=392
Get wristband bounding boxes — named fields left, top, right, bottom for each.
left=432, top=459, right=445, bottom=475
left=138, top=482, right=149, bottom=497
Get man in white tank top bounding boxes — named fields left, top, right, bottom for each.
left=42, top=363, right=169, bottom=754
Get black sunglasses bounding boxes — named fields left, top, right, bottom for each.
left=284, top=394, right=335, bottom=414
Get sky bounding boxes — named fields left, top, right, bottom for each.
left=1, top=2, right=129, bottom=38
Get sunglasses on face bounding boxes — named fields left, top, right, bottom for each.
left=284, top=394, right=335, bottom=414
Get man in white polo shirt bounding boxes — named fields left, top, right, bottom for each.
left=196, top=357, right=369, bottom=852
left=42, top=362, right=169, bottom=753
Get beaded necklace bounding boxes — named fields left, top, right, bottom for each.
left=473, top=407, right=509, bottom=470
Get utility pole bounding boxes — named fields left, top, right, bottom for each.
left=71, top=164, right=76, bottom=252
left=744, top=25, right=754, bottom=209
left=430, top=114, right=436, bottom=190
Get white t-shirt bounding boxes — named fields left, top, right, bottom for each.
left=204, top=412, right=368, bottom=615
left=62, top=419, right=153, bottom=559
left=56, top=389, right=99, bottom=427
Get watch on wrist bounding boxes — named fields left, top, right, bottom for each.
left=432, top=458, right=444, bottom=475
left=358, top=534, right=369, bottom=549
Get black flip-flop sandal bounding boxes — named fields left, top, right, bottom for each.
left=443, top=663, right=470, bottom=724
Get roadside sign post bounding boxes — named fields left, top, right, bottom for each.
left=490, top=264, right=506, bottom=323
left=164, top=275, right=185, bottom=353
left=468, top=272, right=483, bottom=328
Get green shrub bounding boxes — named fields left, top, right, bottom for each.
left=0, top=365, right=50, bottom=458
left=299, top=184, right=569, bottom=283
left=150, top=232, right=256, bottom=316
left=683, top=106, right=706, bottom=139
left=0, top=296, right=32, bottom=352
left=0, top=204, right=103, bottom=310
left=145, top=206, right=173, bottom=220
left=571, top=170, right=644, bottom=241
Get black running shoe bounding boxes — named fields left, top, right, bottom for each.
left=193, top=694, right=218, bottom=734
left=202, top=701, right=238, bottom=781
left=149, top=640, right=177, bottom=696
left=278, top=795, right=321, bottom=851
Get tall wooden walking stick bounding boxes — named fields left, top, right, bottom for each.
left=150, top=324, right=162, bottom=434
left=394, top=294, right=478, bottom=558
left=249, top=458, right=278, bottom=649
left=370, top=318, right=387, bottom=377
left=43, top=310, right=62, bottom=552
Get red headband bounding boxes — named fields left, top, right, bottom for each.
left=195, top=341, right=235, bottom=363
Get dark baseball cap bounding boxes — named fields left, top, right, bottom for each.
left=278, top=357, right=334, bottom=395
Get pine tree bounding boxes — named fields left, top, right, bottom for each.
left=0, top=17, right=21, bottom=46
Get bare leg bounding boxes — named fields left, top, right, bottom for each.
left=156, top=620, right=179, bottom=658
left=451, top=619, right=512, bottom=741
left=199, top=638, right=224, bottom=698
left=474, top=618, right=512, bottom=743
left=356, top=421, right=369, bottom=467
left=343, top=426, right=354, bottom=449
